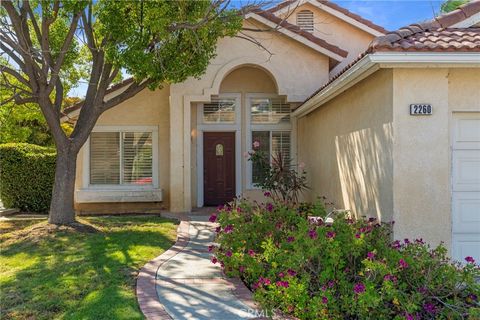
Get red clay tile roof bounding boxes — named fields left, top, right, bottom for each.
left=254, top=10, right=348, bottom=58
left=268, top=0, right=388, bottom=34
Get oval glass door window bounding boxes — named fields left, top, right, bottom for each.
left=215, top=143, right=224, bottom=156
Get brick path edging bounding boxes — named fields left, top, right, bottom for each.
left=136, top=214, right=262, bottom=320
left=136, top=217, right=190, bottom=320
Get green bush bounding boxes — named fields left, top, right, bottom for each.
left=0, top=143, right=56, bottom=212
left=211, top=199, right=480, bottom=319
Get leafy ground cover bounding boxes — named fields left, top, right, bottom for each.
left=0, top=215, right=177, bottom=320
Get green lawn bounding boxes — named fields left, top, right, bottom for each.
left=0, top=215, right=178, bottom=320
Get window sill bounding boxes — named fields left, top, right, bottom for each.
left=75, top=188, right=162, bottom=203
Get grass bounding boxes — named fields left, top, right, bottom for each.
left=0, top=215, right=178, bottom=320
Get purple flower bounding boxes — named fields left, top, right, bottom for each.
left=465, top=256, right=475, bottom=264
left=260, top=277, right=271, bottom=285
left=209, top=214, right=217, bottom=223
left=287, top=269, right=297, bottom=277
left=353, top=282, right=365, bottom=294
left=224, top=224, right=234, bottom=234
left=321, top=296, right=328, bottom=304
left=404, top=238, right=410, bottom=245
left=327, top=280, right=335, bottom=288
left=225, top=250, right=232, bottom=257
left=468, top=293, right=478, bottom=302
left=208, top=245, right=215, bottom=252
left=264, top=191, right=271, bottom=197
left=248, top=249, right=255, bottom=257
left=404, top=313, right=414, bottom=320
left=392, top=240, right=401, bottom=249
left=355, top=233, right=361, bottom=239
left=308, top=229, right=318, bottom=239
left=367, top=252, right=375, bottom=260
left=266, top=203, right=274, bottom=212
left=383, top=274, right=397, bottom=283
left=239, top=266, right=245, bottom=273
left=215, top=226, right=221, bottom=233
left=287, top=236, right=295, bottom=243
left=276, top=281, right=289, bottom=288
left=418, top=287, right=428, bottom=294
left=398, top=259, right=409, bottom=269
left=326, top=231, right=336, bottom=239
left=415, top=238, right=424, bottom=244
left=368, top=217, right=377, bottom=223
left=211, top=256, right=218, bottom=264
left=423, top=303, right=437, bottom=314
left=217, top=204, right=224, bottom=211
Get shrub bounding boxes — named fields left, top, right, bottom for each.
left=0, top=143, right=56, bottom=212
left=211, top=199, right=480, bottom=319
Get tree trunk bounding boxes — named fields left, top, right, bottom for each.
left=48, top=146, right=78, bottom=225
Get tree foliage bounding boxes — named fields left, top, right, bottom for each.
left=440, top=0, right=470, bottom=13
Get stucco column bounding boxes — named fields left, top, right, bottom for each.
left=169, top=91, right=186, bottom=212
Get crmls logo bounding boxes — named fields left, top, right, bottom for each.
left=239, top=308, right=272, bottom=318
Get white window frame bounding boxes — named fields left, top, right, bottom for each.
left=83, top=126, right=159, bottom=190
left=196, top=93, right=242, bottom=207
left=246, top=93, right=292, bottom=189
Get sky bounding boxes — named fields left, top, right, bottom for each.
left=331, top=0, right=444, bottom=31
left=69, top=0, right=446, bottom=97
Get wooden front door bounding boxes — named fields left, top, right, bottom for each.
left=203, top=132, right=236, bottom=206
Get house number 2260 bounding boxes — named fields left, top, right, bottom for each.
left=410, top=104, right=432, bottom=115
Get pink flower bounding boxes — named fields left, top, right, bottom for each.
left=326, top=231, right=336, bottom=239
left=321, top=296, right=328, bottom=304
left=398, top=258, right=409, bottom=269
left=308, top=229, right=318, bottom=239
left=276, top=281, right=289, bottom=288
left=259, top=277, right=271, bottom=285
left=211, top=256, right=218, bottom=264
left=208, top=245, right=215, bottom=252
left=384, top=274, right=397, bottom=283
left=465, top=256, right=475, bottom=264
left=253, top=140, right=260, bottom=148
left=392, top=240, right=401, bottom=249
left=287, top=269, right=297, bottom=277
left=239, top=266, right=245, bottom=273
left=225, top=250, right=232, bottom=257
left=287, top=236, right=295, bottom=243
left=224, top=225, right=234, bottom=233
left=353, top=282, right=365, bottom=294
left=278, top=272, right=285, bottom=278
left=209, top=214, right=217, bottom=223
left=266, top=203, right=274, bottom=212
left=367, top=252, right=375, bottom=260
left=355, top=233, right=361, bottom=239
left=248, top=249, right=255, bottom=257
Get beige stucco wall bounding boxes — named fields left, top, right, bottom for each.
left=281, top=2, right=375, bottom=74
left=169, top=18, right=331, bottom=212
left=392, top=68, right=480, bottom=251
left=74, top=86, right=170, bottom=213
left=297, top=69, right=394, bottom=221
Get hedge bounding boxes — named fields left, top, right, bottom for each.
left=0, top=143, right=56, bottom=212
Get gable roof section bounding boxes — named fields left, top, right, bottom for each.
left=247, top=10, right=348, bottom=61
left=294, top=1, right=480, bottom=116
left=268, top=0, right=387, bottom=36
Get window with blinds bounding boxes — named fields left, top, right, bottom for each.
left=296, top=10, right=314, bottom=33
left=90, top=131, right=153, bottom=185
left=251, top=131, right=291, bottom=184
left=250, top=98, right=290, bottom=124
left=203, top=97, right=236, bottom=123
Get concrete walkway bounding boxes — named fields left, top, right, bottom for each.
left=137, top=214, right=262, bottom=320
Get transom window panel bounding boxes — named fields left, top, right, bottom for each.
left=203, top=97, right=236, bottom=123
left=90, top=131, right=153, bottom=185
left=296, top=10, right=314, bottom=33
left=250, top=98, right=290, bottom=124
left=251, top=131, right=291, bottom=184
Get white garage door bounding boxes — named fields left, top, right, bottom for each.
left=452, top=113, right=480, bottom=263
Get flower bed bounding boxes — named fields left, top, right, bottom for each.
left=210, top=199, right=480, bottom=319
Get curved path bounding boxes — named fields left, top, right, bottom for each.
left=137, top=214, right=262, bottom=320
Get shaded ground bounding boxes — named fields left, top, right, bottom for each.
left=0, top=215, right=178, bottom=320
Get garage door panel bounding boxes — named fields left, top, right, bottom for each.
left=453, top=115, right=480, bottom=149
left=452, top=234, right=480, bottom=263
left=452, top=150, right=480, bottom=192
left=452, top=113, right=480, bottom=264
left=452, top=193, right=480, bottom=233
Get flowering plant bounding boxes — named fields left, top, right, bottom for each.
left=248, top=141, right=308, bottom=204
left=211, top=199, right=480, bottom=319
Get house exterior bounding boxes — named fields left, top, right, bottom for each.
left=65, top=0, right=480, bottom=262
